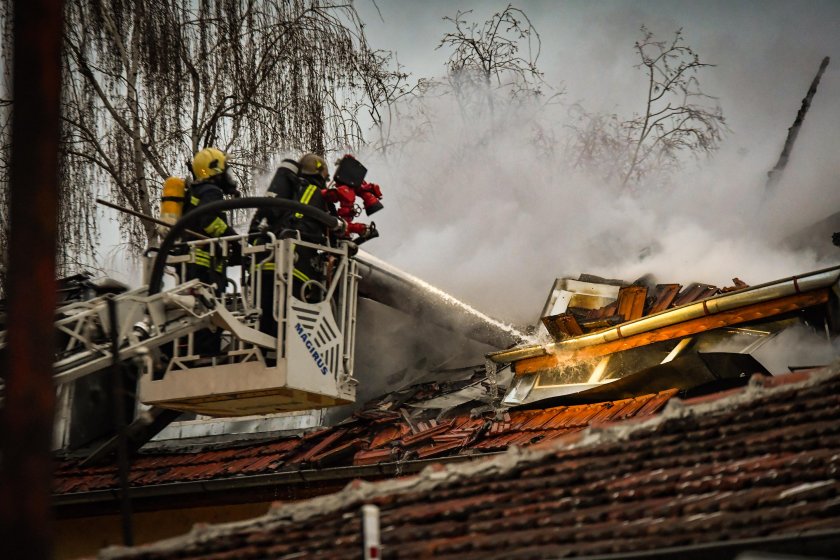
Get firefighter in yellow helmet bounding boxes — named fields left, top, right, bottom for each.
left=182, top=147, right=241, bottom=355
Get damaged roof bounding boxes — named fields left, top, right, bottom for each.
left=55, top=266, right=840, bottom=506
left=96, top=366, right=840, bottom=559
left=492, top=265, right=840, bottom=376
left=53, top=379, right=677, bottom=498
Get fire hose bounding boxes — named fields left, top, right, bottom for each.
left=148, top=198, right=341, bottom=295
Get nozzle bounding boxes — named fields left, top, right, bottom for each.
left=356, top=222, right=379, bottom=244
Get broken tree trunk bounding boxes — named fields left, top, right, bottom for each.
left=766, top=56, right=830, bottom=190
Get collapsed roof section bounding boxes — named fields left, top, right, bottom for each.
left=489, top=265, right=840, bottom=407
left=53, top=377, right=677, bottom=505
left=54, top=265, right=840, bottom=501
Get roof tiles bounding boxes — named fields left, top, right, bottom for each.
left=562, top=276, right=746, bottom=338
left=53, top=390, right=677, bottom=496
left=99, top=367, right=840, bottom=560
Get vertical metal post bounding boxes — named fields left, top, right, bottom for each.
left=361, top=504, right=381, bottom=559
left=108, top=297, right=134, bottom=545
left=0, top=0, right=64, bottom=558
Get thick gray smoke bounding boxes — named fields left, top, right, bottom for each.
left=354, top=0, right=840, bottom=326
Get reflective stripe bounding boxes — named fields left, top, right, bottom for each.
left=293, top=268, right=310, bottom=282
left=301, top=185, right=317, bottom=205
left=204, top=216, right=228, bottom=237
left=190, top=195, right=200, bottom=206
left=194, top=249, right=211, bottom=265
left=193, top=248, right=223, bottom=271
left=294, top=185, right=317, bottom=218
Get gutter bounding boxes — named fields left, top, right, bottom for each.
left=488, top=264, right=840, bottom=365
left=53, top=452, right=502, bottom=512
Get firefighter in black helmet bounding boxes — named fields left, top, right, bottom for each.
left=183, top=147, right=240, bottom=355
left=248, top=157, right=301, bottom=337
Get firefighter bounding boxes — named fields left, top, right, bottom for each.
left=183, top=146, right=240, bottom=355
left=248, top=157, right=301, bottom=233
left=249, top=153, right=333, bottom=338
left=287, top=153, right=334, bottom=303
left=248, top=157, right=301, bottom=336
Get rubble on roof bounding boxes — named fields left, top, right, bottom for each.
left=53, top=369, right=677, bottom=494
left=97, top=365, right=840, bottom=559
left=494, top=265, right=840, bottom=406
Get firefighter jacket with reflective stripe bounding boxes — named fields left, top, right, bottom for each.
left=248, top=159, right=299, bottom=239
left=288, top=175, right=331, bottom=244
left=183, top=180, right=238, bottom=270
left=253, top=175, right=330, bottom=282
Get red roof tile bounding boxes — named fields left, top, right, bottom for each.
left=311, top=437, right=368, bottom=468
left=54, top=389, right=677, bottom=496
left=369, top=424, right=410, bottom=449
left=672, top=282, right=719, bottom=306
left=287, top=428, right=348, bottom=464
left=647, top=283, right=682, bottom=314
left=399, top=420, right=455, bottom=447
left=353, top=448, right=402, bottom=466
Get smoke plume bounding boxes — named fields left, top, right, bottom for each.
left=353, top=1, right=840, bottom=326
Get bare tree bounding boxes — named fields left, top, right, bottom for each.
left=438, top=4, right=551, bottom=120
left=565, top=105, right=629, bottom=183
left=569, top=26, right=726, bottom=190
left=0, top=0, right=409, bottom=278
left=620, top=26, right=726, bottom=188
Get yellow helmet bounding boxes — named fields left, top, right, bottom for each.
left=192, top=147, right=227, bottom=180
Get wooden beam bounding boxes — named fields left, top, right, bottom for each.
left=514, top=289, right=829, bottom=376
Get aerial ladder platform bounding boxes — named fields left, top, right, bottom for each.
left=0, top=198, right=361, bottom=423
left=0, top=197, right=522, bottom=430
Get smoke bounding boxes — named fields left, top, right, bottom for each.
left=751, top=323, right=840, bottom=374
left=352, top=1, right=840, bottom=326
left=357, top=88, right=839, bottom=326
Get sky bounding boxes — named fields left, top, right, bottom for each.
left=343, top=0, right=840, bottom=325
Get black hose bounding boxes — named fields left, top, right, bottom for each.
left=148, top=197, right=340, bottom=295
